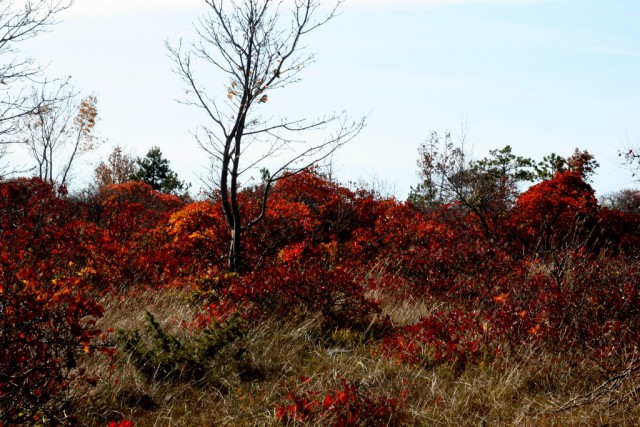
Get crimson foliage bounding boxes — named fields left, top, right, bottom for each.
left=276, top=377, right=408, bottom=426
left=0, top=179, right=104, bottom=424
left=4, top=164, right=640, bottom=422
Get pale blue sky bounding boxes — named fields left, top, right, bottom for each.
left=18, top=0, right=640, bottom=197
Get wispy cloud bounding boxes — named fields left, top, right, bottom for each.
left=598, top=47, right=640, bottom=58
left=66, top=0, right=546, bottom=17
left=65, top=0, right=203, bottom=18
left=343, top=0, right=546, bottom=9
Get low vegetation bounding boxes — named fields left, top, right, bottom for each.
left=1, top=1, right=638, bottom=424
left=3, top=144, right=640, bottom=425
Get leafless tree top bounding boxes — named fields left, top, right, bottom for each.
left=0, top=0, right=72, bottom=144
left=167, top=0, right=362, bottom=187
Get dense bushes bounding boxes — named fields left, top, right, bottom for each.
left=0, top=179, right=104, bottom=424
left=198, top=262, right=381, bottom=330
left=511, top=170, right=599, bottom=252
left=3, top=165, right=640, bottom=423
left=276, top=377, right=408, bottom=426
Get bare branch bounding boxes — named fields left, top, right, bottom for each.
left=0, top=0, right=73, bottom=176
left=168, top=0, right=363, bottom=272
left=21, top=79, right=101, bottom=186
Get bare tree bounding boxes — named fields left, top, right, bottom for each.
left=0, top=0, right=71, bottom=163
left=92, top=145, right=136, bottom=190
left=167, top=0, right=364, bottom=272
left=22, top=79, right=99, bottom=187
left=621, top=145, right=640, bottom=181
left=409, top=132, right=540, bottom=238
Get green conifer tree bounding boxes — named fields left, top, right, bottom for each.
left=130, top=146, right=188, bottom=195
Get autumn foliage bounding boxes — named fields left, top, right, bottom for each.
left=0, top=179, right=104, bottom=424
left=2, top=164, right=640, bottom=423
left=276, top=377, right=408, bottom=426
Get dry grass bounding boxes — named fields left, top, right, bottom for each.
left=70, top=288, right=640, bottom=426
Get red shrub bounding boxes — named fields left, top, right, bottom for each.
left=167, top=201, right=229, bottom=270
left=276, top=377, right=407, bottom=426
left=85, top=182, right=187, bottom=289
left=484, top=251, right=640, bottom=355
left=558, top=254, right=640, bottom=354
left=0, top=179, right=105, bottom=423
left=0, top=259, right=103, bottom=424
left=372, top=202, right=514, bottom=302
left=597, top=207, right=640, bottom=255
left=512, top=171, right=598, bottom=251
left=95, top=181, right=183, bottom=243
left=198, top=259, right=380, bottom=330
left=269, top=170, right=381, bottom=246
left=381, top=309, right=484, bottom=367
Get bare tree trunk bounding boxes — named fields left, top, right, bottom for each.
left=229, top=225, right=241, bottom=273
left=168, top=0, right=364, bottom=273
